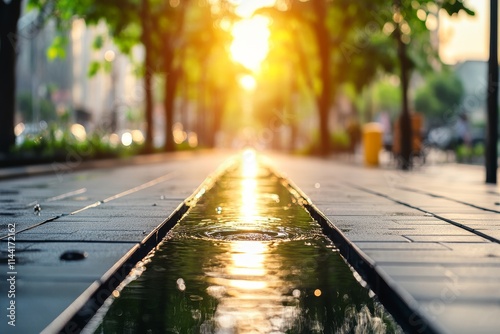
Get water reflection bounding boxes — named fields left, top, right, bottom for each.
left=207, top=241, right=286, bottom=333
left=207, top=151, right=292, bottom=332
left=93, top=152, right=402, bottom=333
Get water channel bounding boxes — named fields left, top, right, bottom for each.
left=91, top=151, right=402, bottom=333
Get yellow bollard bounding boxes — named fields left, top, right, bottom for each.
left=363, top=123, right=383, bottom=166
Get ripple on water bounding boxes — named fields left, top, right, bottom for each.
left=93, top=154, right=402, bottom=334
left=175, top=221, right=322, bottom=242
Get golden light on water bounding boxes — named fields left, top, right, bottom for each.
left=209, top=239, right=286, bottom=332
left=205, top=151, right=297, bottom=332
left=240, top=178, right=258, bottom=224
left=226, top=241, right=268, bottom=291
left=229, top=241, right=267, bottom=277
left=240, top=149, right=259, bottom=224
left=241, top=149, right=257, bottom=177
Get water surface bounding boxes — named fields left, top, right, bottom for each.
left=94, top=152, right=401, bottom=333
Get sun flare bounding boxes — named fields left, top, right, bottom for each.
left=230, top=15, right=271, bottom=71
left=239, top=74, right=256, bottom=90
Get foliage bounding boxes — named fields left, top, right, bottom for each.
left=373, top=79, right=402, bottom=118
left=18, top=0, right=474, bottom=160
left=413, top=70, right=464, bottom=123
left=300, top=129, right=351, bottom=155
left=455, top=143, right=485, bottom=164
left=331, top=130, right=351, bottom=152
left=17, top=92, right=58, bottom=122
left=12, top=124, right=126, bottom=159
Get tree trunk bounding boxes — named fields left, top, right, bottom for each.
left=312, top=1, right=331, bottom=156
left=395, top=0, right=413, bottom=170
left=486, top=0, right=498, bottom=184
left=161, top=2, right=187, bottom=152
left=211, top=90, right=223, bottom=148
left=141, top=0, right=154, bottom=153
left=205, top=85, right=221, bottom=149
left=0, top=0, right=22, bottom=154
left=163, top=65, right=177, bottom=152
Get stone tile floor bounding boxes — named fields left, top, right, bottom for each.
left=269, top=153, right=500, bottom=334
left=1, top=150, right=499, bottom=333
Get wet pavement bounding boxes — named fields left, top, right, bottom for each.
left=1, top=150, right=499, bottom=333
left=0, top=151, right=231, bottom=333
left=269, top=153, right=500, bottom=334
left=91, top=152, right=401, bottom=333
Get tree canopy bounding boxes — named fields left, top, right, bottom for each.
left=1, top=0, right=474, bottom=166
left=414, top=70, right=465, bottom=125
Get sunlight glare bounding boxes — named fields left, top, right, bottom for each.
left=242, top=149, right=257, bottom=178
left=239, top=74, right=256, bottom=91
left=240, top=178, right=257, bottom=223
left=230, top=0, right=276, bottom=18
left=240, top=149, right=259, bottom=224
left=230, top=15, right=270, bottom=71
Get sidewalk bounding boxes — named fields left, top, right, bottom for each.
left=269, top=153, right=500, bottom=334
left=0, top=151, right=233, bottom=333
left=1, top=150, right=499, bottom=333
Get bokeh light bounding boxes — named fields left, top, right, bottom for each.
left=121, top=132, right=133, bottom=146
left=239, top=74, right=256, bottom=91
left=230, top=15, right=271, bottom=71
left=70, top=124, right=87, bottom=141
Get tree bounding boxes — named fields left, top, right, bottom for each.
left=389, top=0, right=473, bottom=169
left=258, top=1, right=390, bottom=155
left=310, top=0, right=331, bottom=156
left=21, top=0, right=156, bottom=151
left=27, top=0, right=203, bottom=153
left=140, top=0, right=154, bottom=153
left=486, top=0, right=498, bottom=184
left=373, top=79, right=402, bottom=119
left=0, top=0, right=22, bottom=153
left=175, top=1, right=237, bottom=148
left=414, top=70, right=464, bottom=127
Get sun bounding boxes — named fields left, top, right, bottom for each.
left=239, top=74, right=257, bottom=90
left=230, top=0, right=276, bottom=18
left=230, top=15, right=271, bottom=71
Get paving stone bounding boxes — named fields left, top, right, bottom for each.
left=418, top=302, right=500, bottom=334
left=0, top=151, right=231, bottom=333
left=398, top=280, right=500, bottom=302
left=436, top=265, right=500, bottom=281
left=2, top=152, right=499, bottom=333
left=397, top=226, right=473, bottom=235
left=377, top=264, right=455, bottom=281
left=355, top=242, right=449, bottom=251
left=403, top=235, right=489, bottom=243
left=269, top=153, right=500, bottom=333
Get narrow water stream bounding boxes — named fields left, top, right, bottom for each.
left=92, top=152, right=402, bottom=333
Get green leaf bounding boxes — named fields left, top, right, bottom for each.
left=87, top=61, right=101, bottom=77
left=46, top=35, right=67, bottom=60
left=93, top=35, right=104, bottom=49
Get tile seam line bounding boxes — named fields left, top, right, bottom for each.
left=71, top=170, right=178, bottom=215
left=346, top=182, right=500, bottom=245
left=396, top=185, right=500, bottom=214
left=0, top=170, right=178, bottom=240
left=0, top=239, right=139, bottom=244
left=26, top=188, right=88, bottom=207
left=41, top=154, right=240, bottom=334
left=262, top=161, right=439, bottom=334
